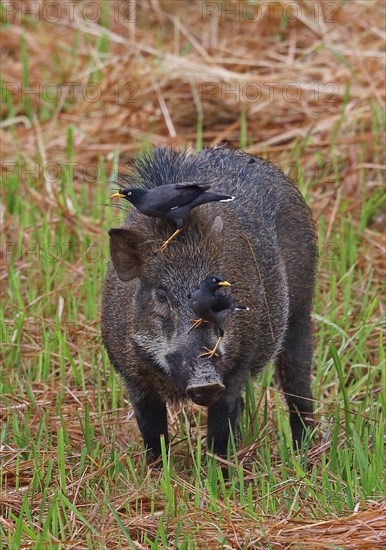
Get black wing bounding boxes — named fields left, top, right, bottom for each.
left=175, top=182, right=211, bottom=191
left=211, top=293, right=233, bottom=313
left=146, top=184, right=210, bottom=213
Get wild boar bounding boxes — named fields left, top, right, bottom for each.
left=101, top=146, right=317, bottom=461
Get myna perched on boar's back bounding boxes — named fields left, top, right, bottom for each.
left=111, top=182, right=235, bottom=251
left=188, top=275, right=250, bottom=358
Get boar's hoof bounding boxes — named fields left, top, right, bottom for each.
left=187, top=382, right=225, bottom=406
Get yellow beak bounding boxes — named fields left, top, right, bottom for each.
left=110, top=192, right=125, bottom=199
left=218, top=281, right=231, bottom=287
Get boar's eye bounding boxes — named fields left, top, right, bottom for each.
left=154, top=287, right=171, bottom=321
left=155, top=287, right=168, bottom=303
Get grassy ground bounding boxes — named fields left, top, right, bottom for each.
left=1, top=1, right=385, bottom=548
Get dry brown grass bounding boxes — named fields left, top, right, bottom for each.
left=2, top=0, right=385, bottom=283
left=1, top=0, right=385, bottom=548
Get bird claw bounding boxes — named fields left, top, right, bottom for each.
left=199, top=336, right=222, bottom=358
left=188, top=319, right=207, bottom=331
left=199, top=347, right=219, bottom=358
left=156, top=228, right=183, bottom=253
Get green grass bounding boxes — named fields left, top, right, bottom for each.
left=1, top=2, right=385, bottom=545
left=1, top=121, right=384, bottom=547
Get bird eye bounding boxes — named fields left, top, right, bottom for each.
left=127, top=191, right=132, bottom=196
left=212, top=278, right=217, bottom=283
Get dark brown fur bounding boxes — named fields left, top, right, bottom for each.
left=101, top=146, right=317, bottom=460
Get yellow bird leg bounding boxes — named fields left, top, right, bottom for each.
left=188, top=319, right=208, bottom=332
left=200, top=336, right=222, bottom=358
left=158, top=228, right=183, bottom=252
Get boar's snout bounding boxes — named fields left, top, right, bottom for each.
left=166, top=338, right=225, bottom=405
left=187, top=382, right=225, bottom=406
left=184, top=352, right=225, bottom=406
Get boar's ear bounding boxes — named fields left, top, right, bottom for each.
left=211, top=215, right=223, bottom=238
left=108, top=228, right=142, bottom=281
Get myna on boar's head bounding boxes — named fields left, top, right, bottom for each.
left=111, top=183, right=235, bottom=252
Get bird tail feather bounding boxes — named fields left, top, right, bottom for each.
left=235, top=305, right=250, bottom=311
left=202, top=193, right=235, bottom=203
left=219, top=195, right=236, bottom=202
left=191, top=192, right=235, bottom=208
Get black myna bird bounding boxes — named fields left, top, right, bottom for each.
left=111, top=183, right=235, bottom=251
left=188, top=275, right=249, bottom=358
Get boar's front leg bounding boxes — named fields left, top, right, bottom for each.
left=130, top=389, right=169, bottom=463
left=207, top=371, right=246, bottom=457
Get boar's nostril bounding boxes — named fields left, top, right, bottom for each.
left=186, top=383, right=225, bottom=407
